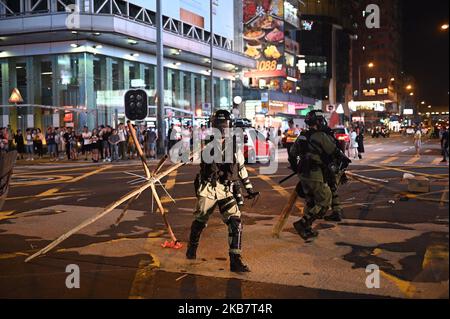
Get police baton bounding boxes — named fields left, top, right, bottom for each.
left=279, top=172, right=297, bottom=185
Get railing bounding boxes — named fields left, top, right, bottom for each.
left=0, top=0, right=234, bottom=51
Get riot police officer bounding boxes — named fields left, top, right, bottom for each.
left=322, top=126, right=349, bottom=222
left=289, top=111, right=350, bottom=240
left=186, top=110, right=259, bottom=273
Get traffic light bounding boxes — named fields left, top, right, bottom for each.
left=124, top=89, right=148, bottom=121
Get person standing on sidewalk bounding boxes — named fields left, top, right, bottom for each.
left=82, top=126, right=92, bottom=161
left=108, top=129, right=120, bottom=162
left=25, top=129, right=34, bottom=161
left=14, top=129, right=25, bottom=160
left=146, top=128, right=158, bottom=160
left=414, top=127, right=423, bottom=156
left=46, top=127, right=58, bottom=162
left=7, top=125, right=14, bottom=151
left=349, top=128, right=359, bottom=159
left=91, top=128, right=100, bottom=163
left=34, top=128, right=45, bottom=159
left=356, top=127, right=365, bottom=160
left=441, top=127, right=449, bottom=163
left=63, top=127, right=74, bottom=160
left=118, top=123, right=128, bottom=160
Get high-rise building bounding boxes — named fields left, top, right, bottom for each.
left=297, top=0, right=355, bottom=117
left=0, top=0, right=254, bottom=131
left=350, top=0, right=403, bottom=126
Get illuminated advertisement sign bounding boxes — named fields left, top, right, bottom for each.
left=128, top=0, right=234, bottom=39
left=243, top=0, right=286, bottom=79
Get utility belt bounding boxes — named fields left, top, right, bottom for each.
left=297, top=157, right=322, bottom=178
left=195, top=174, right=235, bottom=192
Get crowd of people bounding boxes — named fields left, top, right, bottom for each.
left=1, top=121, right=449, bottom=164
left=0, top=123, right=159, bottom=163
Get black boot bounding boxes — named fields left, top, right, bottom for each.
left=325, top=211, right=343, bottom=222
left=186, top=220, right=206, bottom=260
left=293, top=218, right=318, bottom=241
left=227, top=217, right=250, bottom=272
left=230, top=253, right=250, bottom=273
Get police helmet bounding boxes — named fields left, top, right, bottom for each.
left=211, top=109, right=232, bottom=132
left=305, top=110, right=328, bottom=128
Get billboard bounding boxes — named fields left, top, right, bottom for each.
left=128, top=0, right=234, bottom=40
left=243, top=0, right=286, bottom=80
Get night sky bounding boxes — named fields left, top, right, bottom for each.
left=402, top=0, right=449, bottom=107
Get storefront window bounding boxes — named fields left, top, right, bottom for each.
left=15, top=61, right=28, bottom=131
left=16, top=62, right=27, bottom=104
left=214, top=78, right=220, bottom=108
left=145, top=65, right=155, bottom=91
left=55, top=54, right=81, bottom=107
left=112, top=59, right=124, bottom=91
left=129, top=63, right=136, bottom=88
left=193, top=74, right=202, bottom=111
left=40, top=60, right=52, bottom=106
left=183, top=71, right=192, bottom=111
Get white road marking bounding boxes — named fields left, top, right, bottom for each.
left=375, top=148, right=384, bottom=152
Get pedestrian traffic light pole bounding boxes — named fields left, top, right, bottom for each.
left=156, top=0, right=166, bottom=155
left=210, top=0, right=215, bottom=113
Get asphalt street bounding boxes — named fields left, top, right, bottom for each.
left=0, top=135, right=448, bottom=299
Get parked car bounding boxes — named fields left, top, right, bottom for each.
left=243, top=128, right=276, bottom=164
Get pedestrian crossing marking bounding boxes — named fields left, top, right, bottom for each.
left=405, top=156, right=421, bottom=165
left=381, top=157, right=399, bottom=164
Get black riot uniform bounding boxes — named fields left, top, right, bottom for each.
left=186, top=110, right=259, bottom=273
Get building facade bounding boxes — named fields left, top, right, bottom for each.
left=350, top=0, right=403, bottom=128
left=0, top=0, right=255, bottom=131
left=297, top=0, right=355, bottom=118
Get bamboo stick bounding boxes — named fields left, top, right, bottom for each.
left=25, top=180, right=156, bottom=263
left=272, top=188, right=298, bottom=238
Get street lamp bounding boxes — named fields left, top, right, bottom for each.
left=406, top=85, right=413, bottom=91
left=441, top=24, right=449, bottom=31
left=358, top=62, right=375, bottom=99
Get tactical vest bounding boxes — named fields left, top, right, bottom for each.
left=289, top=130, right=324, bottom=176
left=200, top=137, right=239, bottom=185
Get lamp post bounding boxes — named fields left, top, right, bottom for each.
left=156, top=0, right=166, bottom=155
left=210, top=0, right=215, bottom=113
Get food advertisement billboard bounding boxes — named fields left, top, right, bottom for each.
left=243, top=0, right=286, bottom=79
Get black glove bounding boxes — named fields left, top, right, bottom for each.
left=340, top=172, right=349, bottom=185
left=246, top=189, right=260, bottom=199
